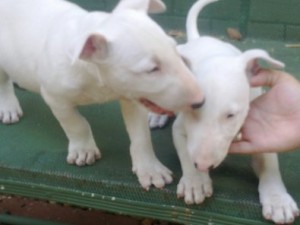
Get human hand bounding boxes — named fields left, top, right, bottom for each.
left=229, top=69, right=300, bottom=154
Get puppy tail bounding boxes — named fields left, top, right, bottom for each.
left=186, top=0, right=219, bottom=42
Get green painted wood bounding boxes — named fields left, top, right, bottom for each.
left=0, top=214, right=68, bottom=225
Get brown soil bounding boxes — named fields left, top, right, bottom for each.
left=0, top=195, right=178, bottom=225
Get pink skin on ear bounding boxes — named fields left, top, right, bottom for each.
left=80, top=36, right=97, bottom=59
left=79, top=34, right=108, bottom=61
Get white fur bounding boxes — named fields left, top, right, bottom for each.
left=150, top=0, right=299, bottom=223
left=0, top=0, right=205, bottom=190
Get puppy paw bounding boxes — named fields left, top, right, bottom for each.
left=177, top=172, right=212, bottom=205
left=133, top=159, right=173, bottom=190
left=0, top=95, right=23, bottom=124
left=148, top=112, right=170, bottom=129
left=261, top=191, right=299, bottom=224
left=67, top=146, right=101, bottom=166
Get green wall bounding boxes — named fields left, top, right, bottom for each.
left=70, top=0, right=300, bottom=41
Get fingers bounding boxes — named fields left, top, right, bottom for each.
left=250, top=69, right=298, bottom=89
left=250, top=69, right=282, bottom=88
left=229, top=141, right=259, bottom=154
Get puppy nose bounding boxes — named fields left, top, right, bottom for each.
left=191, top=99, right=205, bottom=110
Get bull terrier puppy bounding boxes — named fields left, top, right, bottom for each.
left=0, top=0, right=205, bottom=190
left=149, top=0, right=299, bottom=223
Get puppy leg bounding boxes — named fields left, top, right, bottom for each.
left=173, top=116, right=213, bottom=204
left=120, top=99, right=172, bottom=190
left=0, top=68, right=23, bottom=124
left=252, top=153, right=299, bottom=224
left=41, top=88, right=100, bottom=166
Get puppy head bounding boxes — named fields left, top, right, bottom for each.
left=182, top=50, right=284, bottom=172
left=71, top=1, right=204, bottom=114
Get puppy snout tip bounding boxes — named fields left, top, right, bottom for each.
left=191, top=98, right=205, bottom=110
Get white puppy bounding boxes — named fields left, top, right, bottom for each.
left=0, top=0, right=205, bottom=190
left=149, top=0, right=299, bottom=223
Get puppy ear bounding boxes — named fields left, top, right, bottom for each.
left=74, top=33, right=108, bottom=63
left=114, top=0, right=166, bottom=14
left=240, top=49, right=285, bottom=78
left=148, top=0, right=166, bottom=13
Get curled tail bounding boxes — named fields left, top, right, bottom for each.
left=186, top=0, right=219, bottom=41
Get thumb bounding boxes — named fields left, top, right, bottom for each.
left=229, top=141, right=259, bottom=154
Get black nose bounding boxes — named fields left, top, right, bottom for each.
left=191, top=99, right=205, bottom=110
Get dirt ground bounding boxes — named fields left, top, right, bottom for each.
left=0, top=195, right=179, bottom=225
